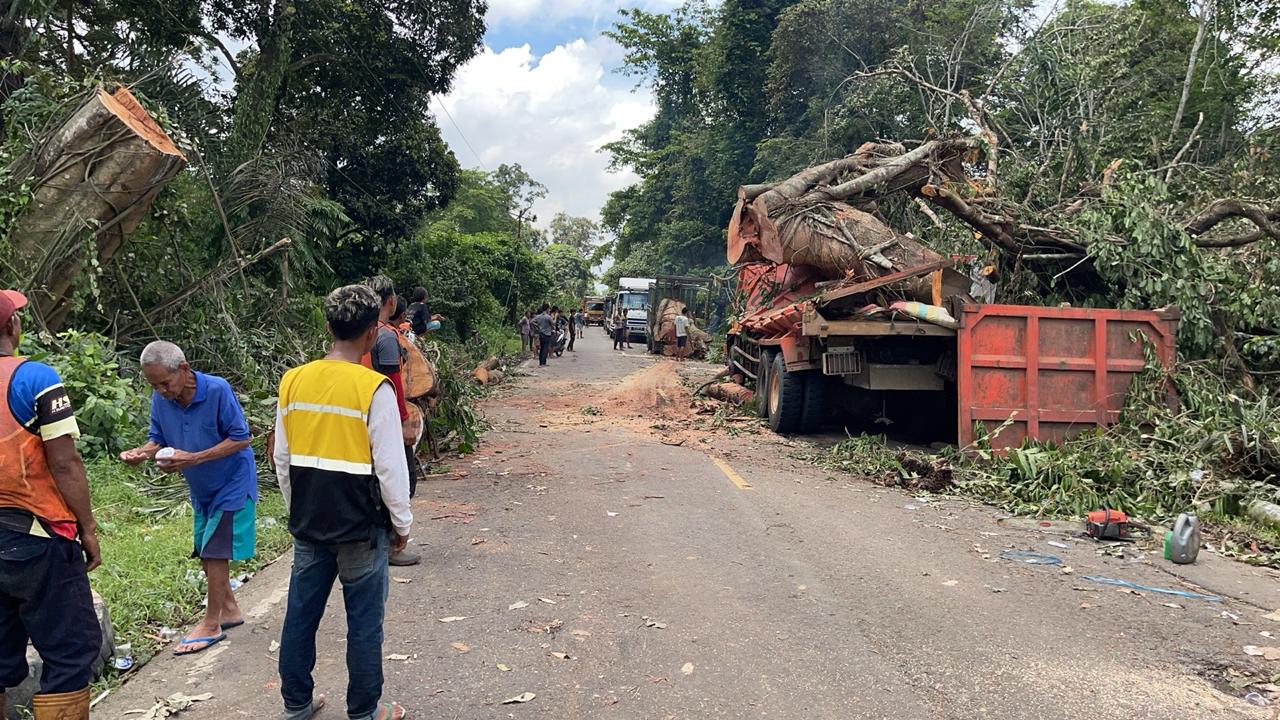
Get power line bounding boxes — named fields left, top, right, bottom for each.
left=434, top=96, right=486, bottom=171
left=309, top=3, right=487, bottom=172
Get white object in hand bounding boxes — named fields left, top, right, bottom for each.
left=155, top=447, right=176, bottom=464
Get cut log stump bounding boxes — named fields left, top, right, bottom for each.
left=11, top=86, right=186, bottom=329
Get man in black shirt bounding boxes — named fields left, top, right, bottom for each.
left=406, top=287, right=441, bottom=337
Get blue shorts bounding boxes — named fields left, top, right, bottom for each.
left=192, top=504, right=256, bottom=561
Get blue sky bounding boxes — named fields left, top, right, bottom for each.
left=485, top=16, right=617, bottom=56
left=436, top=0, right=686, bottom=225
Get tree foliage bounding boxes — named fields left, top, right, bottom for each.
left=385, top=169, right=555, bottom=339
left=0, top=0, right=493, bottom=387
left=604, top=0, right=1279, bottom=376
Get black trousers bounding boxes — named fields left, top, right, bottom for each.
left=538, top=333, right=553, bottom=365
left=405, top=444, right=419, bottom=498
left=0, top=528, right=101, bottom=693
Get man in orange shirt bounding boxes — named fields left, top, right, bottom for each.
left=0, top=290, right=103, bottom=720
left=362, top=276, right=420, bottom=567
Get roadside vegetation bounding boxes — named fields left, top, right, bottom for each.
left=0, top=2, right=601, bottom=671
left=819, top=359, right=1280, bottom=566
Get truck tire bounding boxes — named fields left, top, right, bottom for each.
left=801, top=372, right=829, bottom=432
left=767, top=352, right=807, bottom=433
left=755, top=347, right=771, bottom=418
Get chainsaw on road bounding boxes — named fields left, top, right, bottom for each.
left=1085, top=509, right=1138, bottom=541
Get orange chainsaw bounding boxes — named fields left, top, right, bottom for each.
left=1086, top=509, right=1134, bottom=541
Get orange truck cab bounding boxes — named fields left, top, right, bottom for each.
left=582, top=296, right=605, bottom=325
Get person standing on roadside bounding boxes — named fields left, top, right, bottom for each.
left=274, top=284, right=412, bottom=720
left=566, top=307, right=577, bottom=352
left=119, top=341, right=257, bottom=656
left=612, top=307, right=632, bottom=351
left=533, top=304, right=554, bottom=366
left=362, top=276, right=420, bottom=567
left=0, top=290, right=103, bottom=720
left=518, top=311, right=532, bottom=353
left=575, top=309, right=585, bottom=338
left=673, top=309, right=690, bottom=362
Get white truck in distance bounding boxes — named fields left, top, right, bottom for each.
left=605, top=277, right=655, bottom=342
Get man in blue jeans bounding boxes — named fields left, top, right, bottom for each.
left=273, top=285, right=413, bottom=720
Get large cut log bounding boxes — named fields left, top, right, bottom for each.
left=472, top=356, right=504, bottom=386
left=706, top=382, right=754, bottom=405
left=9, top=86, right=186, bottom=329
left=730, top=195, right=946, bottom=296
left=728, top=139, right=978, bottom=298
left=653, top=297, right=712, bottom=358
left=396, top=332, right=438, bottom=399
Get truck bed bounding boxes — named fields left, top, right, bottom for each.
left=802, top=307, right=956, bottom=338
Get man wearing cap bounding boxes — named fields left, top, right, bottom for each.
left=0, top=290, right=103, bottom=720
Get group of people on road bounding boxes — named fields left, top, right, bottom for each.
left=1, top=276, right=435, bottom=720
left=609, top=306, right=692, bottom=360
left=519, top=305, right=586, bottom=367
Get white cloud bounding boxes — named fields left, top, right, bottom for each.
left=486, top=0, right=683, bottom=27
left=438, top=38, right=655, bottom=226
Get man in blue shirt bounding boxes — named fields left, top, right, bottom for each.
left=119, top=341, right=258, bottom=656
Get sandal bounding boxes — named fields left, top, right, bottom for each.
left=173, top=631, right=226, bottom=656
left=286, top=693, right=326, bottom=719
left=374, top=701, right=406, bottom=720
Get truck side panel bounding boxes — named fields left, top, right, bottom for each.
left=956, top=304, right=1179, bottom=450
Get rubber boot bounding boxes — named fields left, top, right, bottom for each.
left=32, top=687, right=90, bottom=720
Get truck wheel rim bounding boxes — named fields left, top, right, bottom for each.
left=768, top=369, right=780, bottom=414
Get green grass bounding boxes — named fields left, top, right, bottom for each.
left=87, top=459, right=292, bottom=663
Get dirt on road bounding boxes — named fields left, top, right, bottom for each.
left=95, top=332, right=1280, bottom=719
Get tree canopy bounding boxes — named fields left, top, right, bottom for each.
left=601, top=0, right=1279, bottom=371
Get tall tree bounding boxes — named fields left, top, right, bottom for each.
left=492, top=162, right=548, bottom=247
left=548, top=212, right=601, bottom=256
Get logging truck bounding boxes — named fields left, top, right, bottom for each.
left=727, top=259, right=1179, bottom=448
left=722, top=150, right=1178, bottom=449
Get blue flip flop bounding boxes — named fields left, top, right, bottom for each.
left=173, top=631, right=226, bottom=656
left=220, top=619, right=245, bottom=630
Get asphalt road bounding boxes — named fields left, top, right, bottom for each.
left=98, top=329, right=1280, bottom=719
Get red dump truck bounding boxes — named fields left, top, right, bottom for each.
left=726, top=255, right=1179, bottom=450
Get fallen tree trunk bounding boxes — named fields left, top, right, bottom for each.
left=706, top=382, right=754, bottom=405
left=729, top=140, right=973, bottom=291
left=472, top=357, right=503, bottom=386
left=9, top=86, right=187, bottom=330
